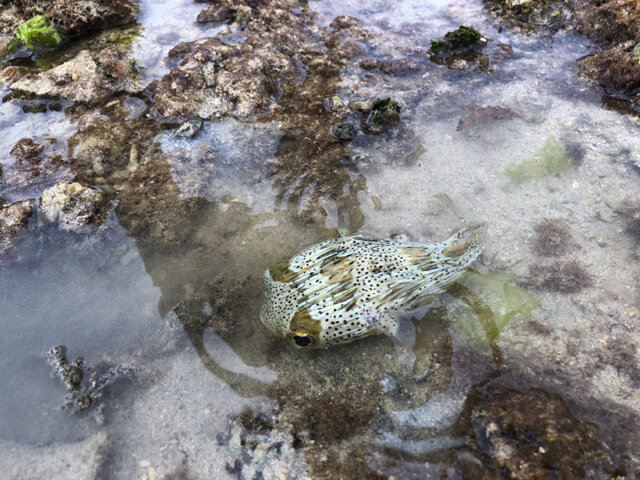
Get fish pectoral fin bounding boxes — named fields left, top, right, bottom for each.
left=367, top=311, right=416, bottom=366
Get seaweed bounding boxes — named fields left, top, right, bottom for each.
left=504, top=137, right=572, bottom=184
left=448, top=25, right=481, bottom=49
left=448, top=271, right=539, bottom=346
left=4, top=15, right=63, bottom=56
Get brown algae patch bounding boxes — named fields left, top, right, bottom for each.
left=458, top=385, right=604, bottom=478
left=529, top=259, right=594, bottom=293
left=532, top=218, right=574, bottom=257
left=268, top=375, right=383, bottom=478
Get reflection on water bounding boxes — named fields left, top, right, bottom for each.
left=1, top=0, right=640, bottom=477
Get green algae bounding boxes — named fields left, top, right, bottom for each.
left=634, top=42, right=640, bottom=66
left=5, top=15, right=63, bottom=55
left=430, top=40, right=446, bottom=55
left=102, top=24, right=142, bottom=49
left=448, top=26, right=481, bottom=49
left=504, top=137, right=571, bottom=184
left=448, top=271, right=539, bottom=346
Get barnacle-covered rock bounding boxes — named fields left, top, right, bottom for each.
left=147, top=37, right=302, bottom=122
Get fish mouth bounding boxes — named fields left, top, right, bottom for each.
left=286, top=331, right=319, bottom=349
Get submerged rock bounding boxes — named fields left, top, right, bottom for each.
left=39, top=181, right=106, bottom=232
left=9, top=48, right=142, bottom=104
left=0, top=198, right=35, bottom=257
left=44, top=345, right=139, bottom=413
left=457, top=105, right=520, bottom=131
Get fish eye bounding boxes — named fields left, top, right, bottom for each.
left=293, top=335, right=312, bottom=347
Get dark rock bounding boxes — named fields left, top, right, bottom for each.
left=359, top=58, right=421, bottom=75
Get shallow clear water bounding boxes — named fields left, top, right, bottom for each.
left=1, top=0, right=639, bottom=477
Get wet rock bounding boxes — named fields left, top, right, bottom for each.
left=0, top=198, right=35, bottom=257
left=457, top=105, right=521, bottom=131
left=359, top=58, right=421, bottom=75
left=564, top=0, right=640, bottom=113
left=44, top=345, right=85, bottom=392
left=39, top=181, right=106, bottom=232
left=0, top=431, right=107, bottom=480
left=148, top=0, right=327, bottom=123
left=10, top=137, right=44, bottom=161
left=197, top=5, right=236, bottom=24
left=9, top=48, right=142, bottom=104
left=173, top=118, right=204, bottom=139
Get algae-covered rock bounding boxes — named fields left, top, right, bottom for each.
left=39, top=181, right=106, bottom=232
left=449, top=271, right=539, bottom=346
left=430, top=25, right=488, bottom=68
left=361, top=97, right=401, bottom=135
left=504, top=137, right=572, bottom=184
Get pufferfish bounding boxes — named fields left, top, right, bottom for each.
left=260, top=223, right=485, bottom=348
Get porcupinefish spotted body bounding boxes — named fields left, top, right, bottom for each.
left=260, top=223, right=485, bottom=349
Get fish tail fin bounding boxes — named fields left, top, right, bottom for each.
left=441, top=222, right=486, bottom=267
